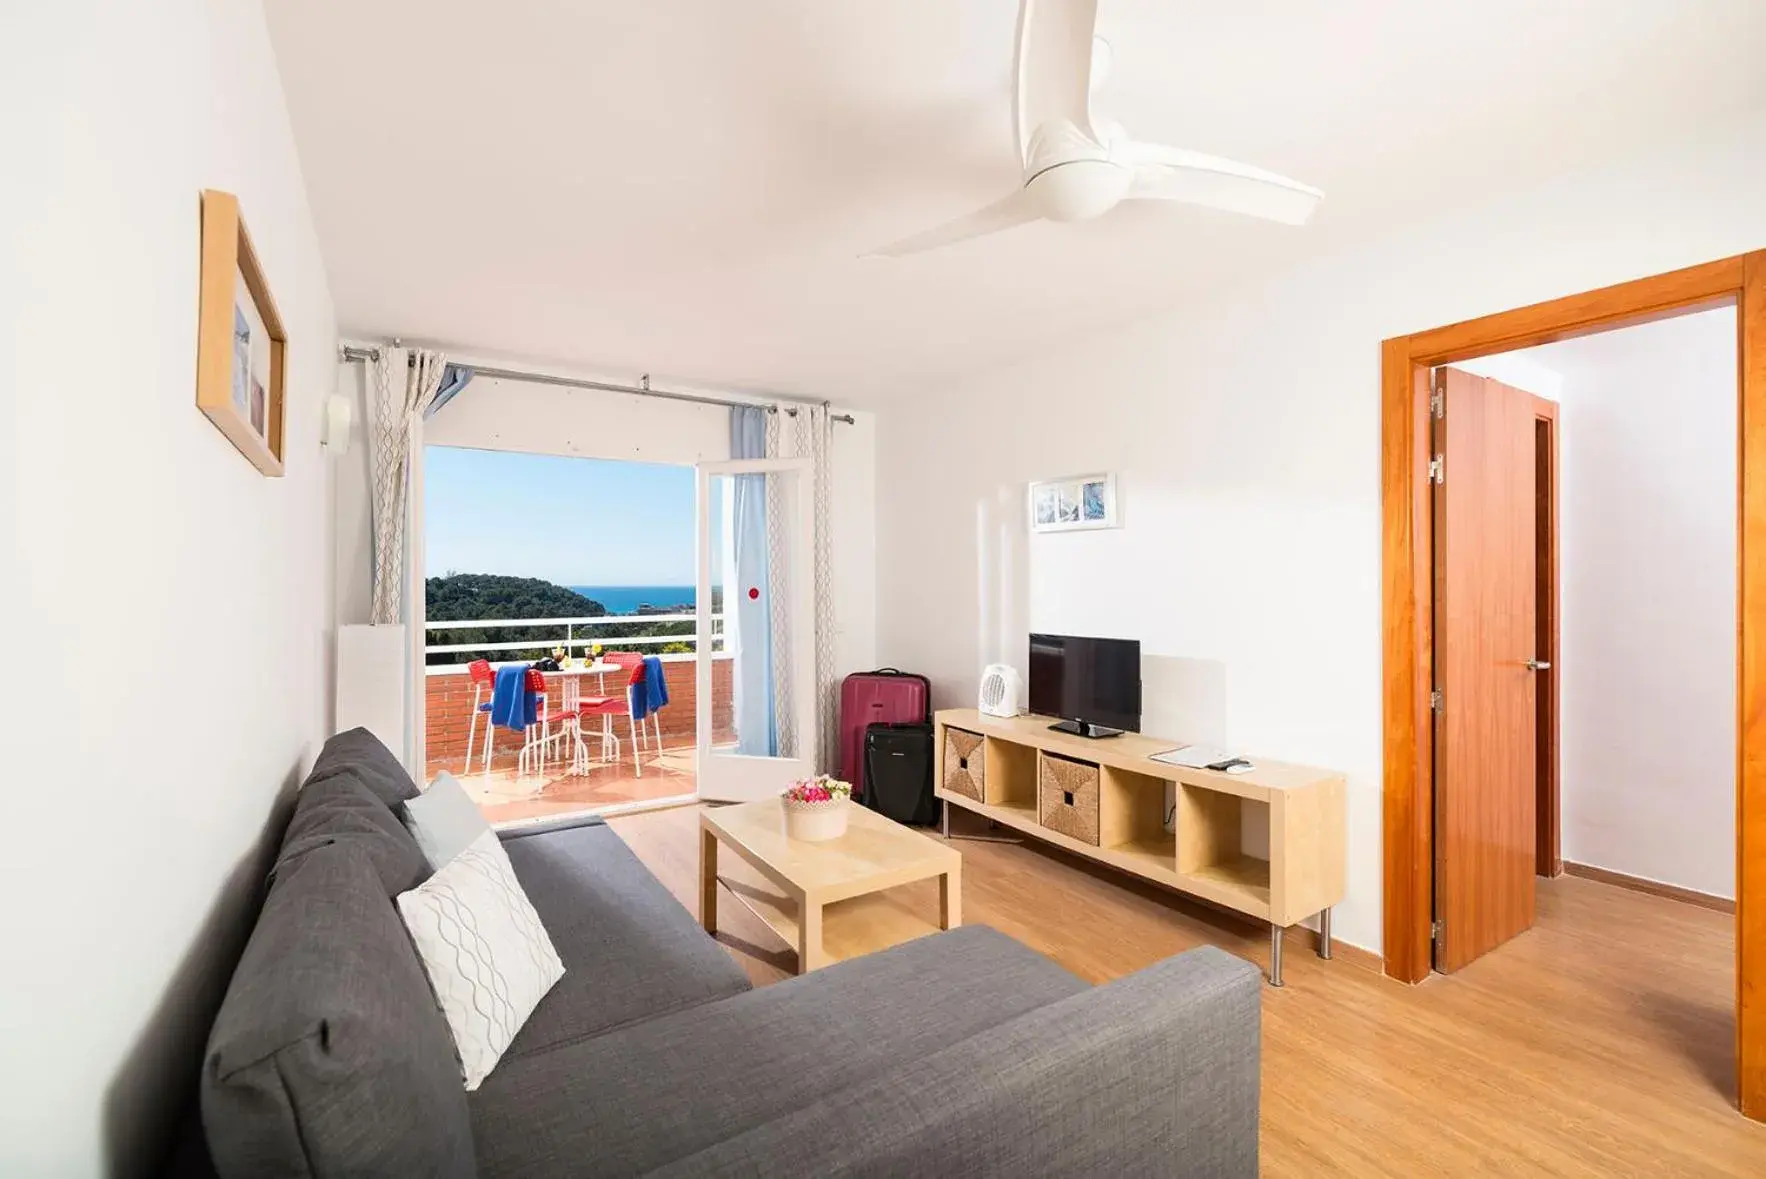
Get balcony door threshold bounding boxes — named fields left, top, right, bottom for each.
left=490, top=792, right=702, bottom=834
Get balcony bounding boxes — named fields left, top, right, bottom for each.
left=423, top=613, right=732, bottom=823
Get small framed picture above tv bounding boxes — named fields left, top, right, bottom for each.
left=1029, top=472, right=1118, bottom=533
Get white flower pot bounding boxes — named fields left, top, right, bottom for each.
left=783, top=797, right=850, bottom=842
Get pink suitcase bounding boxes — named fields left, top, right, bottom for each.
left=839, top=668, right=930, bottom=799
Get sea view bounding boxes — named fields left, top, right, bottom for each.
left=568, top=585, right=695, bottom=615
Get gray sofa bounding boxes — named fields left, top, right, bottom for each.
left=199, top=729, right=1262, bottom=1177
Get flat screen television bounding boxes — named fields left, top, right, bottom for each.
left=1027, top=633, right=1142, bottom=738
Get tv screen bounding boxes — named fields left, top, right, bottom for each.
left=1028, top=633, right=1142, bottom=735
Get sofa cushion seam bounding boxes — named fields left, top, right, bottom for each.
left=272, top=1050, right=319, bottom=1178
left=501, top=977, right=751, bottom=1063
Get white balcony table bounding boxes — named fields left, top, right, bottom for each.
left=494, top=658, right=617, bottom=679
left=511, top=661, right=624, bottom=777
left=540, top=659, right=619, bottom=683
left=557, top=660, right=659, bottom=776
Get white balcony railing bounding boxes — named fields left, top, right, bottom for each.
left=424, top=612, right=726, bottom=664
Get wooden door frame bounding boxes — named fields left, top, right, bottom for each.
left=1381, top=252, right=1766, bottom=1118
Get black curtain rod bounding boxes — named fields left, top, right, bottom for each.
left=338, top=345, right=854, bottom=424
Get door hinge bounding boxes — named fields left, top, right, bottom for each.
left=1431, top=919, right=1444, bottom=942
left=1428, top=455, right=1444, bottom=484
left=1430, top=387, right=1444, bottom=419
left=1430, top=689, right=1444, bottom=714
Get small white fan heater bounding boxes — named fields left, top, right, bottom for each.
left=978, top=664, right=1025, bottom=718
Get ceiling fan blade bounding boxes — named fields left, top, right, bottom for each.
left=867, top=190, right=1041, bottom=258
left=1117, top=141, right=1323, bottom=225
left=1013, top=0, right=1100, bottom=165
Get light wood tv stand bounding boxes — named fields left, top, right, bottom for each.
left=932, top=708, right=1346, bottom=985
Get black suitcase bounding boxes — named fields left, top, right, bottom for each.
left=861, top=722, right=939, bottom=826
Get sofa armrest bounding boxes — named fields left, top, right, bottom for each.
left=651, top=944, right=1261, bottom=1179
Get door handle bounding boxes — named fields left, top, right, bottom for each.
left=1525, top=658, right=1551, bottom=671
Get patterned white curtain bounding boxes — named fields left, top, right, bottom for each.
left=366, top=345, right=448, bottom=625
left=761, top=412, right=793, bottom=757
left=767, top=404, right=838, bottom=773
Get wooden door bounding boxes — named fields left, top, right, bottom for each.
left=1433, top=367, right=1539, bottom=971
left=1531, top=401, right=1561, bottom=878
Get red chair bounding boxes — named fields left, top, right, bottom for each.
left=554, top=663, right=622, bottom=775
left=463, top=659, right=496, bottom=773
left=627, top=657, right=665, bottom=763
left=516, top=667, right=561, bottom=778
left=565, top=651, right=648, bottom=775
left=568, top=693, right=627, bottom=774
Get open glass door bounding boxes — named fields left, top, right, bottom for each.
left=696, top=458, right=815, bottom=802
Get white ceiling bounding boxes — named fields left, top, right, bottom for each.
left=266, top=1, right=1766, bottom=404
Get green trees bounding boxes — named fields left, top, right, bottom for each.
left=424, top=573, right=697, bottom=665
left=427, top=573, right=606, bottom=622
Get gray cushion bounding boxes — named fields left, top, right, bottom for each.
left=201, top=840, right=474, bottom=1178
left=306, top=726, right=420, bottom=811
left=467, top=925, right=1088, bottom=1178
left=497, top=812, right=607, bottom=842
left=653, top=944, right=1262, bottom=1179
left=277, top=768, right=427, bottom=896
left=401, top=771, right=493, bottom=871
left=497, top=819, right=751, bottom=1059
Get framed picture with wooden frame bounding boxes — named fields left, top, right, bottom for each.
left=195, top=189, right=286, bottom=476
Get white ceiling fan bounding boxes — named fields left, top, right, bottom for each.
left=872, top=0, right=1323, bottom=257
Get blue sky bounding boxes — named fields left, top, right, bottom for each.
left=424, top=446, right=697, bottom=585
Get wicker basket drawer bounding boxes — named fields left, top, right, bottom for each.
left=943, top=728, right=986, bottom=802
left=1038, top=753, right=1100, bottom=845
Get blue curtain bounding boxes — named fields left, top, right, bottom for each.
left=730, top=406, right=777, bottom=756
left=424, top=364, right=475, bottom=417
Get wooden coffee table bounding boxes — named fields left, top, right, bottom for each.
left=700, top=799, right=962, bottom=973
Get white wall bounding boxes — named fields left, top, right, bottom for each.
left=1522, top=309, right=1738, bottom=898
left=1455, top=350, right=1565, bottom=402
left=875, top=109, right=1766, bottom=955
left=0, top=1, right=337, bottom=1174
left=336, top=366, right=879, bottom=676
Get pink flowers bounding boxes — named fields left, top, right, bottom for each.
left=782, top=775, right=852, bottom=805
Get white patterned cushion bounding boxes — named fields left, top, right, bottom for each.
left=396, top=829, right=565, bottom=1089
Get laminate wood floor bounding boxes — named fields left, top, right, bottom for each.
left=607, top=804, right=1766, bottom=1176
